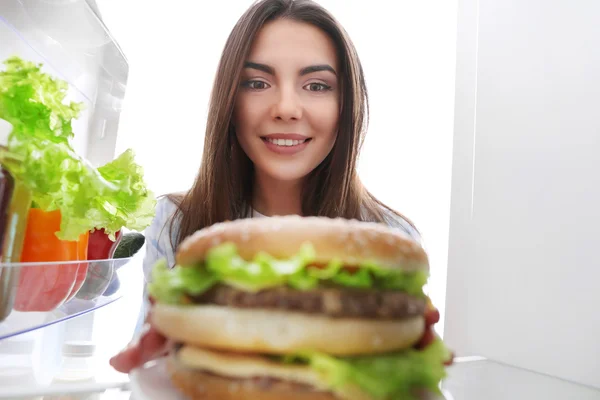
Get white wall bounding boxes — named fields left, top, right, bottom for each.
left=445, top=0, right=600, bottom=389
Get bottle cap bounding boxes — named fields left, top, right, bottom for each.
left=62, top=341, right=96, bottom=357
left=0, top=118, right=13, bottom=146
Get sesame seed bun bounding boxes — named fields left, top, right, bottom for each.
left=176, top=215, right=428, bottom=272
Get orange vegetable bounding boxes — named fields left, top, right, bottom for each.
left=14, top=209, right=89, bottom=312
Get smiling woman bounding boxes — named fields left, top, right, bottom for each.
left=110, top=0, right=425, bottom=382
left=235, top=19, right=341, bottom=213
left=159, top=0, right=419, bottom=250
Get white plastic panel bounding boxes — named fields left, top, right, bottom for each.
left=0, top=0, right=128, bottom=166
left=445, top=0, right=600, bottom=390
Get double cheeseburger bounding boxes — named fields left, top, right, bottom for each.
left=148, top=216, right=452, bottom=400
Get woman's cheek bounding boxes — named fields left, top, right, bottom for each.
left=308, top=99, right=339, bottom=140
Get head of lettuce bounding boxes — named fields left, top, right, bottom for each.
left=0, top=56, right=155, bottom=242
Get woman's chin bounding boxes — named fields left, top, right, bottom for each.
left=255, top=163, right=315, bottom=184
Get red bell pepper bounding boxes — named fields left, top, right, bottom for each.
left=87, top=228, right=122, bottom=260
left=69, top=228, right=122, bottom=301
left=64, top=230, right=92, bottom=302
left=14, top=209, right=89, bottom=312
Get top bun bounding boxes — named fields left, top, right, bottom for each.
left=177, top=215, right=428, bottom=272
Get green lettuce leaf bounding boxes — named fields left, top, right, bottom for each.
left=149, top=259, right=219, bottom=305
left=95, top=149, right=157, bottom=236
left=286, top=338, right=450, bottom=400
left=0, top=56, right=83, bottom=144
left=148, top=242, right=429, bottom=303
left=0, top=56, right=156, bottom=240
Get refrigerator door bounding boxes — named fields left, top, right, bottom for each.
left=0, top=0, right=127, bottom=166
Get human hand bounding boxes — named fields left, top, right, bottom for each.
left=109, top=321, right=170, bottom=373
left=109, top=298, right=170, bottom=373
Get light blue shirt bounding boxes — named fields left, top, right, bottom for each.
left=142, top=197, right=179, bottom=282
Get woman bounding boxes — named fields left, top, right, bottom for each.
left=110, top=0, right=421, bottom=373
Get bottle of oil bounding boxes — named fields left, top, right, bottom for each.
left=0, top=118, right=33, bottom=322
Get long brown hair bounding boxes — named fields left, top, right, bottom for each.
left=168, top=0, right=414, bottom=248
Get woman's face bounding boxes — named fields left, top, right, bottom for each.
left=233, top=18, right=340, bottom=183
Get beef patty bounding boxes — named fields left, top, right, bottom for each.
left=191, top=285, right=425, bottom=319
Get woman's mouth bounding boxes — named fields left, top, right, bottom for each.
left=263, top=137, right=311, bottom=147
left=260, top=136, right=312, bottom=155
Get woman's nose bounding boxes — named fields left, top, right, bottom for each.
left=271, top=85, right=302, bottom=121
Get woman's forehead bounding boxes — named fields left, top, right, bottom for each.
left=247, top=19, right=339, bottom=71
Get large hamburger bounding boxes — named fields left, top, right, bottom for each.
left=148, top=216, right=452, bottom=400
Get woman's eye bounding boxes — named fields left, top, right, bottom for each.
left=242, top=80, right=270, bottom=90
left=304, top=82, right=332, bottom=92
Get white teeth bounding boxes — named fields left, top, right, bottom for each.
left=267, top=138, right=307, bottom=146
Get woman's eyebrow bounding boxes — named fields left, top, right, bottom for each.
left=243, top=61, right=337, bottom=76
left=244, top=61, right=274, bottom=75
left=300, top=64, right=337, bottom=76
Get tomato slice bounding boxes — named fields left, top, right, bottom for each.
left=14, top=209, right=89, bottom=312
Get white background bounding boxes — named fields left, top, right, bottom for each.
left=95, top=0, right=459, bottom=336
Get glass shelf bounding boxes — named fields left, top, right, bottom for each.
left=442, top=358, right=600, bottom=400
left=0, top=258, right=133, bottom=341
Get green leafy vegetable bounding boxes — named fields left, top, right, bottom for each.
left=282, top=338, right=450, bottom=400
left=149, top=259, right=219, bottom=304
left=95, top=149, right=157, bottom=236
left=0, top=56, right=83, bottom=144
left=0, top=56, right=155, bottom=240
left=148, top=242, right=429, bottom=304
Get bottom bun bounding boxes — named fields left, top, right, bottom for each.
left=166, top=354, right=338, bottom=400
left=166, top=345, right=441, bottom=400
